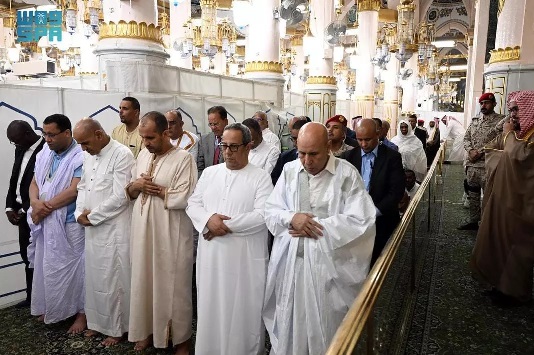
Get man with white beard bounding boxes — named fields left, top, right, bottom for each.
left=263, top=122, right=376, bottom=354
left=73, top=118, right=134, bottom=346
left=187, top=123, right=273, bottom=355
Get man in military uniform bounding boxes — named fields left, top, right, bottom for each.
left=459, top=92, right=505, bottom=230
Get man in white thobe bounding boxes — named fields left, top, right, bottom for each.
left=242, top=118, right=280, bottom=174
left=253, top=111, right=280, bottom=150
left=263, top=122, right=376, bottom=355
left=73, top=119, right=134, bottom=346
left=165, top=110, right=199, bottom=161
left=126, top=112, right=197, bottom=355
left=187, top=123, right=273, bottom=355
left=441, top=115, right=466, bottom=161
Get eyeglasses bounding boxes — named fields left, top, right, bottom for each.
left=209, top=122, right=223, bottom=128
left=290, top=136, right=298, bottom=142
left=509, top=107, right=519, bottom=112
left=218, top=143, right=245, bottom=152
left=253, top=117, right=266, bottom=122
left=41, top=131, right=64, bottom=139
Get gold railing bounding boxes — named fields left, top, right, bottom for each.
left=327, top=144, right=446, bottom=354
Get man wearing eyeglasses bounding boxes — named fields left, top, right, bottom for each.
left=5, top=120, right=45, bottom=308
left=253, top=111, right=281, bottom=150
left=165, top=110, right=199, bottom=161
left=197, top=105, right=228, bottom=177
left=187, top=123, right=273, bottom=355
left=28, top=114, right=86, bottom=334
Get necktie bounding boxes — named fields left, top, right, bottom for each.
left=213, top=136, right=220, bottom=165
left=297, top=170, right=312, bottom=258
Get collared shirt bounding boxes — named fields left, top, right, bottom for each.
left=360, top=145, right=381, bottom=217
left=111, top=124, right=144, bottom=158
left=360, top=145, right=379, bottom=192
left=16, top=138, right=43, bottom=205
left=301, top=153, right=336, bottom=209
left=49, top=140, right=83, bottom=223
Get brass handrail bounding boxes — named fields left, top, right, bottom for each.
left=326, top=144, right=446, bottom=354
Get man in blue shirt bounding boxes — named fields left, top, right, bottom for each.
left=341, top=119, right=405, bottom=266
left=28, top=114, right=86, bottom=334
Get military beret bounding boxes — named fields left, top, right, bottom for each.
left=479, top=92, right=496, bottom=103
left=325, top=115, right=347, bottom=127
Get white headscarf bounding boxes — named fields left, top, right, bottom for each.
left=391, top=119, right=427, bottom=181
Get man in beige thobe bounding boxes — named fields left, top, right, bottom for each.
left=126, top=111, right=197, bottom=355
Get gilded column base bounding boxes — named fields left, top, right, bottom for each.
left=244, top=61, right=285, bottom=83
left=99, top=20, right=164, bottom=45
left=488, top=46, right=521, bottom=64
left=383, top=100, right=400, bottom=135
left=304, top=88, right=337, bottom=123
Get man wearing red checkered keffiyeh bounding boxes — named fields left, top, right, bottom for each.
left=470, top=90, right=534, bottom=307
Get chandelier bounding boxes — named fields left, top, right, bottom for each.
left=391, top=0, right=417, bottom=67
left=372, top=25, right=393, bottom=70
left=438, top=66, right=456, bottom=103
left=181, top=0, right=237, bottom=58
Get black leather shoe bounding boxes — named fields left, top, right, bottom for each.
left=14, top=299, right=31, bottom=308
left=457, top=222, right=479, bottom=230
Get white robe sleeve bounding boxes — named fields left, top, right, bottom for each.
left=264, top=166, right=296, bottom=237
left=315, top=175, right=376, bottom=250
left=74, top=157, right=87, bottom=222
left=88, top=150, right=135, bottom=225
left=164, top=152, right=198, bottom=210
left=224, top=171, right=273, bottom=236
left=186, top=168, right=214, bottom=234
left=264, top=146, right=280, bottom=175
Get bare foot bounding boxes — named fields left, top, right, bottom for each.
left=134, top=335, right=152, bottom=351
left=84, top=329, right=99, bottom=338
left=174, top=339, right=190, bottom=355
left=37, top=315, right=45, bottom=322
left=67, top=313, right=87, bottom=335
left=101, top=336, right=122, bottom=347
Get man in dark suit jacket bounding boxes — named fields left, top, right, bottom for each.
left=409, top=114, right=427, bottom=148
left=197, top=105, right=228, bottom=176
left=271, top=119, right=307, bottom=185
left=341, top=119, right=405, bottom=266
left=5, top=120, right=45, bottom=307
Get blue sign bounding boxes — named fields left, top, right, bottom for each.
left=16, top=10, right=63, bottom=43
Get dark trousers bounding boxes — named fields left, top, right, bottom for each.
left=18, top=216, right=33, bottom=301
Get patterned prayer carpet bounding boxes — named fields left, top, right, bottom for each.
left=369, top=164, right=534, bottom=354
left=0, top=164, right=532, bottom=354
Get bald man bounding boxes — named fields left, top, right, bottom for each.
left=264, top=122, right=376, bottom=354
left=73, top=119, right=135, bottom=346
left=253, top=111, right=281, bottom=149
left=6, top=120, right=45, bottom=308
left=341, top=119, right=405, bottom=265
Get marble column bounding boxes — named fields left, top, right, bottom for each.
left=289, top=36, right=305, bottom=95
left=304, top=0, right=336, bottom=123
left=465, top=0, right=490, bottom=125
left=169, top=0, right=192, bottom=69
left=383, top=57, right=400, bottom=135
left=401, top=55, right=417, bottom=114
left=484, top=0, right=534, bottom=117
left=94, top=0, right=169, bottom=90
left=244, top=0, right=284, bottom=83
left=354, top=0, right=380, bottom=118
